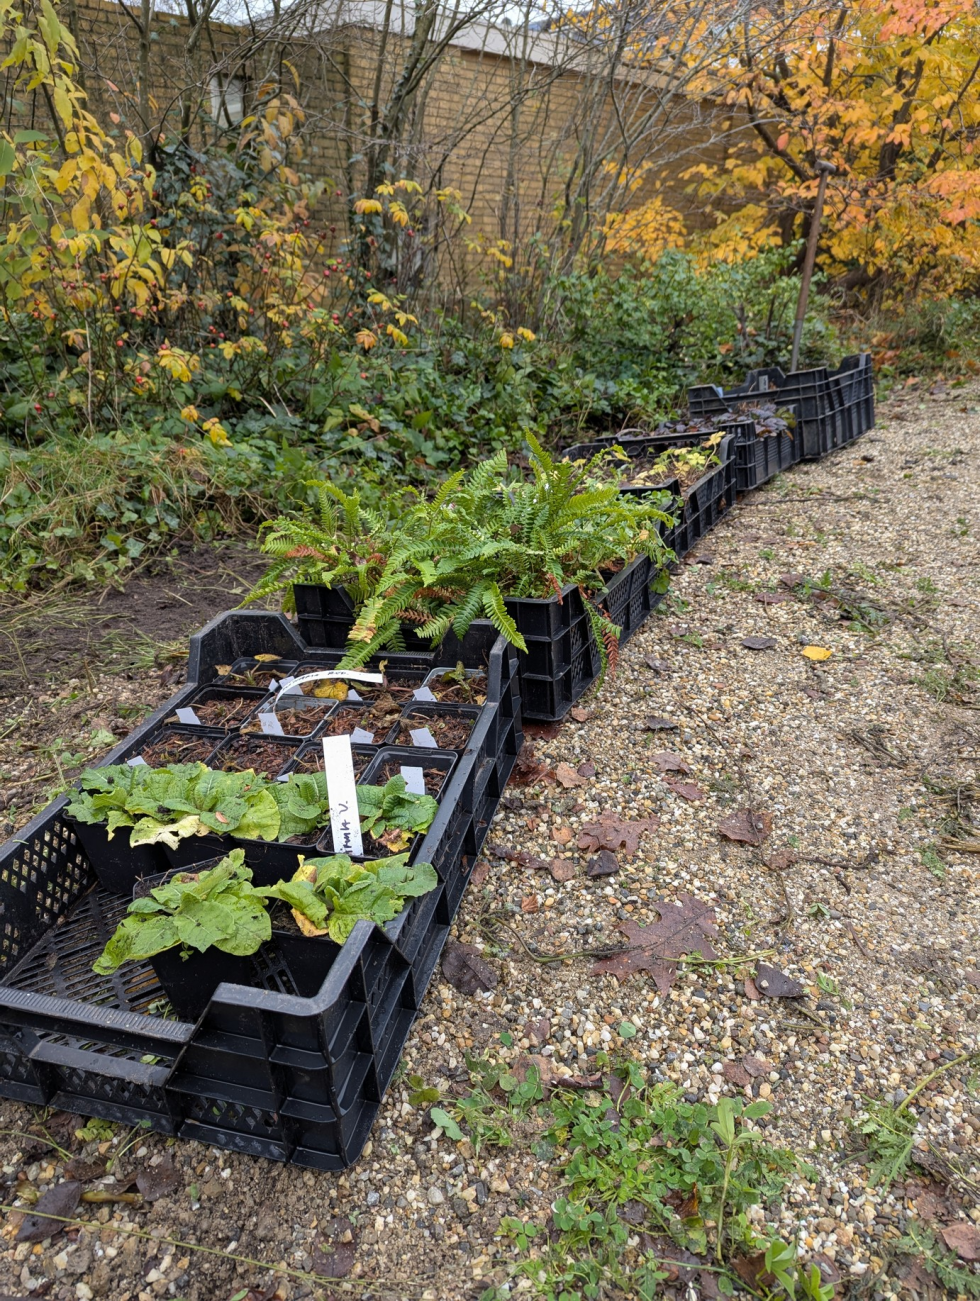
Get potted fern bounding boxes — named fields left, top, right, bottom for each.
left=244, top=437, right=674, bottom=718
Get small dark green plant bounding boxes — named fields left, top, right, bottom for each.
left=897, top=1223, right=980, bottom=1298
left=263, top=852, right=437, bottom=942
left=93, top=850, right=270, bottom=974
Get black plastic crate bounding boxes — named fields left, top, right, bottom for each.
left=688, top=354, right=874, bottom=460
left=0, top=613, right=522, bottom=1169
left=734, top=420, right=801, bottom=492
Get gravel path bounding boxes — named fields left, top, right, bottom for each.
left=1, top=382, right=979, bottom=1299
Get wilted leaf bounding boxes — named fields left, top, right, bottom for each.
left=549, top=859, right=576, bottom=882
left=552, top=825, right=573, bottom=844
left=15, top=1181, right=83, bottom=1242
left=577, top=761, right=596, bottom=778
left=754, top=591, right=793, bottom=604
left=779, top=572, right=805, bottom=588
left=586, top=850, right=619, bottom=877
left=469, top=860, right=490, bottom=888
left=644, top=657, right=671, bottom=673
left=570, top=707, right=593, bottom=722
left=521, top=895, right=539, bottom=913
left=253, top=654, right=282, bottom=663
left=644, top=715, right=678, bottom=731
left=741, top=1054, right=770, bottom=1077
left=717, top=809, right=772, bottom=846
left=650, top=751, right=692, bottom=773
left=941, top=1222, right=980, bottom=1261
left=744, top=976, right=761, bottom=1000
left=592, top=893, right=718, bottom=991
left=733, top=1252, right=774, bottom=1291
left=741, top=636, right=777, bottom=650
left=525, top=1016, right=551, bottom=1044
left=313, top=1217, right=357, bottom=1279
left=555, top=762, right=587, bottom=789
left=723, top=1060, right=751, bottom=1087
left=765, top=849, right=798, bottom=871
left=510, top=745, right=552, bottom=787
left=754, top=962, right=804, bottom=998
left=442, top=940, right=497, bottom=994
left=802, top=645, right=833, bottom=661
left=578, top=812, right=660, bottom=856
left=524, top=720, right=562, bottom=740
left=63, top=1157, right=106, bottom=1182
left=136, top=1154, right=180, bottom=1202
left=662, top=776, right=704, bottom=802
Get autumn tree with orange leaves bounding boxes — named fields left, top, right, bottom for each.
left=684, top=0, right=980, bottom=305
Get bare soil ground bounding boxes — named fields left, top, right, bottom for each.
left=0, top=383, right=979, bottom=1300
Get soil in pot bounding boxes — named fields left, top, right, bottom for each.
left=320, top=696, right=404, bottom=741
left=291, top=748, right=373, bottom=780
left=167, top=695, right=257, bottom=728
left=135, top=731, right=219, bottom=767
left=290, top=670, right=424, bottom=702
left=242, top=704, right=334, bottom=737
left=425, top=670, right=487, bottom=705
left=622, top=449, right=715, bottom=490
left=221, top=661, right=294, bottom=688
left=212, top=735, right=295, bottom=778
left=374, top=761, right=446, bottom=796
left=269, top=903, right=341, bottom=998
left=395, top=711, right=474, bottom=751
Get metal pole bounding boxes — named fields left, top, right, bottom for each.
left=790, top=160, right=836, bottom=373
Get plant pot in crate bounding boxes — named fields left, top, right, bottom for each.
left=69, top=818, right=167, bottom=896
left=149, top=942, right=257, bottom=1021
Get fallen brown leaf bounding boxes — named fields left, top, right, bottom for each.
left=741, top=1054, right=770, bottom=1078
left=523, top=720, right=562, bottom=740
left=578, top=812, right=660, bottom=856
left=592, top=893, right=718, bottom=992
left=586, top=850, right=619, bottom=877
left=552, top=825, right=573, bottom=844
left=469, top=860, right=491, bottom=888
left=662, top=776, right=705, bottom=802
left=15, top=1181, right=82, bottom=1243
left=577, top=761, right=596, bottom=778
left=765, top=849, right=798, bottom=870
left=941, top=1222, right=980, bottom=1261
left=136, top=1155, right=180, bottom=1203
left=570, top=707, right=593, bottom=722
left=510, top=745, right=553, bottom=787
left=644, top=657, right=671, bottom=673
left=442, top=941, right=498, bottom=994
left=521, top=895, right=540, bottom=913
left=744, top=976, right=761, bottom=1000
left=723, top=1060, right=751, bottom=1087
left=754, top=962, right=804, bottom=998
left=650, top=751, right=692, bottom=774
left=754, top=591, right=793, bottom=604
left=717, top=809, right=772, bottom=846
left=555, top=762, right=588, bottom=789
left=312, top=1216, right=357, bottom=1279
left=741, top=635, right=777, bottom=650
left=549, top=859, right=576, bottom=882
left=643, top=715, right=678, bottom=732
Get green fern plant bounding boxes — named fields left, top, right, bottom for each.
left=243, top=440, right=675, bottom=671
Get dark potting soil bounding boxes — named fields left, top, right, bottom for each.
left=320, top=696, right=404, bottom=741
left=213, top=735, right=294, bottom=777
left=426, top=672, right=487, bottom=705
left=375, top=762, right=446, bottom=796
left=291, top=749, right=373, bottom=780
left=396, top=711, right=473, bottom=751
left=136, top=732, right=219, bottom=767
left=168, top=696, right=256, bottom=728
left=242, top=706, right=333, bottom=737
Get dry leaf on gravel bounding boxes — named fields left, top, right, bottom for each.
left=765, top=849, right=798, bottom=871
left=63, top=1157, right=106, bottom=1182
left=577, top=761, right=596, bottom=778
left=779, top=572, right=805, bottom=587
left=741, top=1054, right=770, bottom=1077
left=14, top=1181, right=83, bottom=1242
left=723, top=1061, right=751, bottom=1087
left=510, top=745, right=553, bottom=786
left=578, top=812, right=660, bottom=856
left=802, top=645, right=833, bottom=661
left=136, top=1154, right=180, bottom=1202
left=717, top=809, right=772, bottom=845
left=555, top=762, right=588, bottom=788
left=469, top=860, right=490, bottom=888
left=744, top=977, right=761, bottom=1000
left=650, top=751, right=692, bottom=773
left=592, top=893, right=718, bottom=992
left=442, top=941, right=497, bottom=994
left=941, top=1222, right=980, bottom=1261
left=644, top=715, right=678, bottom=732
left=521, top=895, right=539, bottom=913
left=570, top=707, right=592, bottom=722
left=644, top=657, right=671, bottom=673
left=313, top=1217, right=357, bottom=1279
left=586, top=850, right=619, bottom=877
left=662, top=776, right=705, bottom=802
left=552, top=825, right=573, bottom=844
left=523, top=720, right=562, bottom=740
left=754, top=962, right=804, bottom=998
left=549, top=859, right=576, bottom=882
left=754, top=592, right=793, bottom=604
left=741, top=636, right=777, bottom=650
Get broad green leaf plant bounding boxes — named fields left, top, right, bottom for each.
left=93, top=850, right=270, bottom=974
left=264, top=852, right=438, bottom=942
left=68, top=764, right=437, bottom=849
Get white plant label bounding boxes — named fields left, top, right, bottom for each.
left=347, top=688, right=363, bottom=702
left=175, top=707, right=202, bottom=725
left=322, top=735, right=364, bottom=856
left=413, top=686, right=437, bottom=702
left=350, top=727, right=374, bottom=744
left=127, top=755, right=148, bottom=767
left=410, top=727, right=438, bottom=748
left=400, top=766, right=426, bottom=794
left=258, top=712, right=284, bottom=736
left=273, top=670, right=383, bottom=708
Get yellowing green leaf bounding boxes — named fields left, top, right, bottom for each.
left=801, top=646, right=832, bottom=662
